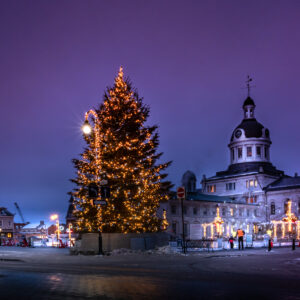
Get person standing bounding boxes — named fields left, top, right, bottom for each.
left=292, top=238, right=296, bottom=250
left=236, top=228, right=245, bottom=250
left=268, top=238, right=273, bottom=252
left=228, top=236, right=234, bottom=249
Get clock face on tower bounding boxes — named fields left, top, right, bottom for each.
left=235, top=129, right=242, bottom=138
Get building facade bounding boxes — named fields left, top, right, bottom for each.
left=0, top=207, right=14, bottom=238
left=161, top=96, right=300, bottom=240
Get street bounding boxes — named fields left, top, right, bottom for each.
left=0, top=247, right=299, bottom=299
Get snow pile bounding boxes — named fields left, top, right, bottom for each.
left=154, top=245, right=177, bottom=255
left=109, top=245, right=178, bottom=255
left=110, top=248, right=136, bottom=255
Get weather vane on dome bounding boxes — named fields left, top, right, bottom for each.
left=245, top=75, right=255, bottom=97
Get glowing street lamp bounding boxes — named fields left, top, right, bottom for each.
left=50, top=214, right=58, bottom=221
left=82, top=110, right=101, bottom=173
left=82, top=120, right=92, bottom=135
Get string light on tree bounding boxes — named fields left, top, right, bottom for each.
left=71, top=67, right=172, bottom=233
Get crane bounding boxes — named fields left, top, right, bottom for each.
left=14, top=202, right=29, bottom=224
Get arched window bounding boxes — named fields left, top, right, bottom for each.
left=271, top=202, right=275, bottom=215
left=172, top=222, right=177, bottom=234
left=284, top=200, right=289, bottom=214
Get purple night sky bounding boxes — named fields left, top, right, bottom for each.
left=0, top=1, right=300, bottom=224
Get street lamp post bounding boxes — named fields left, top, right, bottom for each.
left=82, top=109, right=109, bottom=254
left=82, top=110, right=101, bottom=169
left=50, top=214, right=59, bottom=247
left=68, top=223, right=73, bottom=247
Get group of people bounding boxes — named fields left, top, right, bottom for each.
left=229, top=228, right=275, bottom=251
left=228, top=228, right=245, bottom=250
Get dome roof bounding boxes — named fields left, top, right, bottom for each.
left=231, top=118, right=268, bottom=141
left=243, top=96, right=255, bottom=107
left=182, top=170, right=196, bottom=182
left=181, top=170, right=197, bottom=192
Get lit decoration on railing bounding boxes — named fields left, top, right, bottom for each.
left=271, top=200, right=298, bottom=238
left=282, top=200, right=298, bottom=231
left=202, top=206, right=224, bottom=238
left=213, top=207, right=224, bottom=235
left=202, top=224, right=207, bottom=238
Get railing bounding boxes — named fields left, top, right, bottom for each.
left=186, top=239, right=214, bottom=251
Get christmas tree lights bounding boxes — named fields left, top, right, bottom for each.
left=71, top=67, right=171, bottom=233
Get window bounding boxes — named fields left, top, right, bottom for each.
left=0, top=220, right=2, bottom=227
left=246, top=195, right=257, bottom=203
left=256, top=146, right=261, bottom=157
left=284, top=201, right=289, bottom=214
left=264, top=147, right=269, bottom=159
left=193, top=207, right=197, bottom=215
left=207, top=185, right=216, bottom=192
left=203, top=208, right=207, bottom=216
left=238, top=147, right=243, bottom=159
left=183, top=206, right=187, bottom=215
left=247, top=209, right=250, bottom=217
left=171, top=205, right=177, bottom=215
left=271, top=202, right=275, bottom=215
left=231, top=149, right=235, bottom=160
left=172, top=222, right=177, bottom=234
left=254, top=209, right=258, bottom=217
left=222, top=207, right=226, bottom=216
left=239, top=208, right=243, bottom=217
left=226, top=182, right=236, bottom=190
left=246, top=179, right=258, bottom=188
left=247, top=146, right=252, bottom=157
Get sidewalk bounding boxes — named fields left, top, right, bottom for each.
left=0, top=245, right=298, bottom=263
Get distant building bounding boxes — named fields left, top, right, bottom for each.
left=161, top=95, right=300, bottom=239
left=0, top=207, right=14, bottom=238
left=18, top=221, right=47, bottom=239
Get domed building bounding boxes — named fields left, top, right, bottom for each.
left=181, top=171, right=197, bottom=193
left=161, top=94, right=300, bottom=242
left=203, top=96, right=285, bottom=196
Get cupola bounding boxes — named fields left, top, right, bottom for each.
left=228, top=96, right=272, bottom=165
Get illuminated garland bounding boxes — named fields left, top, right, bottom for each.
left=202, top=207, right=224, bottom=238
left=272, top=200, right=298, bottom=238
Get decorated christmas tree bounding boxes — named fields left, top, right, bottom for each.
left=71, top=68, right=172, bottom=233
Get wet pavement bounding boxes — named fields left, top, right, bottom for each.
left=0, top=247, right=299, bottom=299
